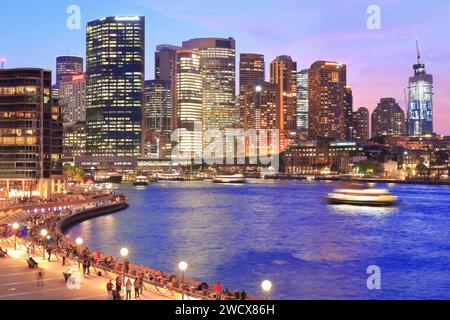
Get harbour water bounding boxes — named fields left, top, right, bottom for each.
left=65, top=180, right=450, bottom=299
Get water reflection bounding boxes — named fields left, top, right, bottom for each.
left=66, top=180, right=450, bottom=299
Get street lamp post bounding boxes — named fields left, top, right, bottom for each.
left=261, top=280, right=272, bottom=300
left=12, top=223, right=19, bottom=250
left=40, top=229, right=48, bottom=260
left=178, top=261, right=188, bottom=301
left=120, top=247, right=129, bottom=274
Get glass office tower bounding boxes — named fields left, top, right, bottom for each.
left=296, top=69, right=309, bottom=138
left=86, top=16, right=145, bottom=157
left=407, top=55, right=433, bottom=135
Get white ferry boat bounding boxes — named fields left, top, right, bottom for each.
left=327, top=184, right=398, bottom=206
left=133, top=176, right=149, bottom=186
left=213, top=174, right=246, bottom=184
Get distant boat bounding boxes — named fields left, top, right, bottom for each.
left=213, top=174, right=246, bottom=184
left=95, top=172, right=123, bottom=184
left=133, top=176, right=149, bottom=186
left=327, top=184, right=398, bottom=206
left=157, top=173, right=185, bottom=182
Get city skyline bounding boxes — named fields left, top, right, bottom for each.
left=1, top=0, right=449, bottom=134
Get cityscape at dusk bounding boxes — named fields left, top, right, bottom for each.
left=1, top=0, right=450, bottom=315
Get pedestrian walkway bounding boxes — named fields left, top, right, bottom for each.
left=0, top=242, right=173, bottom=300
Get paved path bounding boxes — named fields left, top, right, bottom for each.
left=0, top=240, right=175, bottom=300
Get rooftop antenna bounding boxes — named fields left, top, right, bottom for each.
left=416, top=38, right=421, bottom=64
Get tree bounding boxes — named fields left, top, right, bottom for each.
left=64, top=164, right=85, bottom=184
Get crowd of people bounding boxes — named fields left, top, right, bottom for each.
left=1, top=190, right=250, bottom=301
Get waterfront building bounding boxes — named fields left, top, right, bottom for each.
left=144, top=80, right=172, bottom=159
left=372, top=98, right=406, bottom=137
left=182, top=38, right=237, bottom=135
left=242, top=82, right=280, bottom=156
left=352, top=107, right=370, bottom=143
left=270, top=55, right=298, bottom=150
left=296, top=69, right=309, bottom=139
left=56, top=55, right=83, bottom=86
left=173, top=50, right=203, bottom=162
left=308, top=61, right=348, bottom=141
left=0, top=68, right=65, bottom=199
left=63, top=121, right=86, bottom=158
left=281, top=140, right=362, bottom=174
left=86, top=16, right=145, bottom=157
left=407, top=44, right=434, bottom=135
left=59, top=73, right=86, bottom=127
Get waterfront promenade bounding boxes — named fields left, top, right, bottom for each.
left=0, top=190, right=249, bottom=301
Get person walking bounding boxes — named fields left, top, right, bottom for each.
left=134, top=278, right=140, bottom=299
left=46, top=247, right=52, bottom=262
left=36, top=268, right=45, bottom=287
left=125, top=278, right=132, bottom=300
left=106, top=280, right=114, bottom=300
left=86, top=258, right=91, bottom=276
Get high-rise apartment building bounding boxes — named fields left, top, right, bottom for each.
left=352, top=107, right=370, bottom=143
left=0, top=68, right=64, bottom=199
left=344, top=86, right=354, bottom=140
left=270, top=56, right=297, bottom=150
left=372, top=98, right=406, bottom=137
left=86, top=16, right=145, bottom=157
left=308, top=61, right=347, bottom=141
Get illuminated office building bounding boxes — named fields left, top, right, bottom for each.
left=56, top=55, right=83, bottom=85
left=155, top=44, right=181, bottom=82
left=86, top=16, right=145, bottom=157
left=407, top=46, right=433, bottom=135
left=0, top=68, right=65, bottom=199
left=270, top=56, right=297, bottom=150
left=182, top=38, right=237, bottom=133
left=59, top=73, right=86, bottom=127
left=308, top=61, right=347, bottom=141
left=144, top=80, right=172, bottom=158
left=372, top=98, right=406, bottom=137
left=63, top=121, right=86, bottom=158
left=173, top=50, right=203, bottom=161
left=344, top=86, right=354, bottom=140
left=296, top=69, right=309, bottom=138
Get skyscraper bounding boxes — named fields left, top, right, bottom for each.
left=296, top=69, right=309, bottom=138
left=0, top=68, right=64, bottom=199
left=240, top=54, right=265, bottom=92
left=344, top=86, right=354, bottom=140
left=242, top=82, right=279, bottom=156
left=352, top=107, right=370, bottom=143
left=407, top=43, right=433, bottom=135
left=86, top=16, right=145, bottom=157
left=56, top=55, right=83, bottom=85
left=308, top=61, right=347, bottom=141
left=173, top=50, right=203, bottom=161
left=182, top=38, right=237, bottom=134
left=144, top=80, right=172, bottom=158
left=155, top=44, right=181, bottom=82
left=59, top=73, right=86, bottom=127
left=270, top=55, right=297, bottom=150
left=372, top=98, right=406, bottom=137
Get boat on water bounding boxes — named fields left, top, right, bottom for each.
left=213, top=174, right=246, bottom=184
left=95, top=172, right=123, bottom=184
left=327, top=184, right=398, bottom=206
left=157, top=172, right=185, bottom=182
left=133, top=176, right=149, bottom=186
